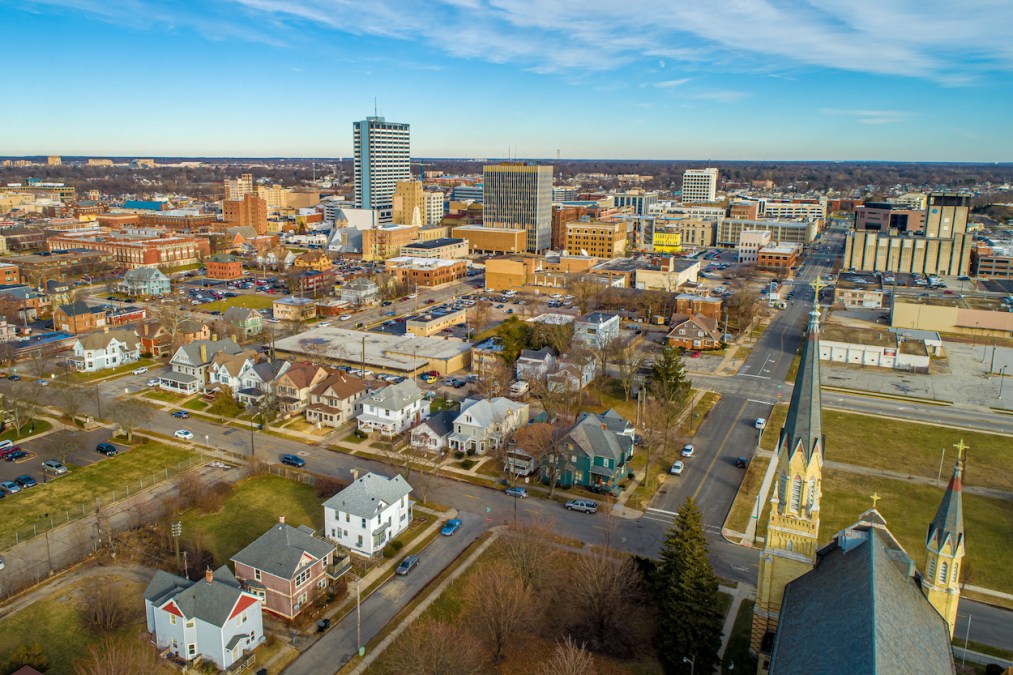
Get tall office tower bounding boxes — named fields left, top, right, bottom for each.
left=392, top=180, right=426, bottom=225
left=224, top=173, right=254, bottom=201
left=47, top=156, right=62, bottom=166
left=353, top=116, right=411, bottom=223
left=483, top=162, right=553, bottom=252
left=681, top=168, right=719, bottom=203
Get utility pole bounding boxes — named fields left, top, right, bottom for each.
left=989, top=336, right=996, bottom=376
left=172, top=521, right=182, bottom=574
left=43, top=512, right=53, bottom=576
left=937, top=448, right=946, bottom=486
left=356, top=578, right=363, bottom=657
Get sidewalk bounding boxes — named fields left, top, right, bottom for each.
left=717, top=583, right=756, bottom=661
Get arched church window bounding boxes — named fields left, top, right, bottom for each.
left=927, top=557, right=936, bottom=580
left=952, top=562, right=959, bottom=584
left=778, top=471, right=787, bottom=503
left=790, top=476, right=802, bottom=512
left=940, top=561, right=949, bottom=584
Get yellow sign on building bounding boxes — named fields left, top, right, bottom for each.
left=653, top=230, right=682, bottom=253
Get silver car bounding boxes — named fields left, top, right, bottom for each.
left=564, top=499, right=598, bottom=514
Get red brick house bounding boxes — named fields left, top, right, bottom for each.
left=231, top=518, right=336, bottom=620
left=666, top=313, right=722, bottom=350
left=53, top=301, right=107, bottom=334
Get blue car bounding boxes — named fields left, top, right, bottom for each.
left=15, top=475, right=37, bottom=488
left=505, top=486, right=528, bottom=499
left=280, top=454, right=305, bottom=468
left=441, top=519, right=462, bottom=536
left=0, top=481, right=20, bottom=495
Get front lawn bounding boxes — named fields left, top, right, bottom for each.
left=181, top=474, right=325, bottom=566
left=0, top=576, right=147, bottom=675
left=200, top=294, right=275, bottom=313
left=0, top=418, right=53, bottom=442
left=0, top=442, right=196, bottom=552
left=722, top=600, right=758, bottom=673
left=724, top=453, right=772, bottom=535
left=67, top=356, right=158, bottom=383
left=142, top=389, right=191, bottom=404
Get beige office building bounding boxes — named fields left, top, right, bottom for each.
left=392, top=180, right=427, bottom=225
left=843, top=230, right=972, bottom=276
left=564, top=221, right=626, bottom=259
left=224, top=173, right=254, bottom=201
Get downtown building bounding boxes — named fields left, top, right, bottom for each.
left=483, top=163, right=553, bottom=253
left=681, top=168, right=719, bottom=204
left=353, top=117, right=411, bottom=224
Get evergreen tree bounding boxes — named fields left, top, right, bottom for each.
left=654, top=497, right=724, bottom=674
left=648, top=346, right=691, bottom=408
left=2, top=642, right=49, bottom=675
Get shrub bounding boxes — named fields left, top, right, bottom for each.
left=454, top=451, right=465, bottom=460
left=382, top=544, right=395, bottom=559
left=389, top=539, right=405, bottom=552
left=353, top=429, right=368, bottom=440
left=466, top=448, right=476, bottom=457
left=80, top=583, right=131, bottom=634
left=460, top=459, right=476, bottom=470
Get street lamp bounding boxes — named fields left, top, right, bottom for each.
left=683, top=655, right=695, bottom=675
left=999, top=365, right=1008, bottom=400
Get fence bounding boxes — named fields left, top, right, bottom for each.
left=0, top=455, right=209, bottom=553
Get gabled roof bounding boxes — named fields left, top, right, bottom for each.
left=364, top=379, right=422, bottom=412
left=518, top=347, right=555, bottom=362
left=211, top=349, right=259, bottom=378
left=231, top=522, right=335, bottom=580
left=322, top=472, right=412, bottom=519
left=566, top=413, right=632, bottom=461
left=779, top=306, right=823, bottom=466
left=668, top=313, right=721, bottom=341
left=770, top=526, right=955, bottom=674
left=173, top=338, right=242, bottom=366
left=136, top=319, right=167, bottom=340
left=578, top=408, right=633, bottom=435
left=76, top=327, right=139, bottom=351
left=145, top=566, right=250, bottom=629
left=457, top=397, right=526, bottom=428
left=222, top=306, right=260, bottom=323
left=123, top=267, right=168, bottom=282
left=311, top=372, right=370, bottom=400
left=177, top=318, right=209, bottom=335
left=278, top=362, right=329, bottom=389
left=58, top=301, right=104, bottom=317
left=420, top=409, right=457, bottom=437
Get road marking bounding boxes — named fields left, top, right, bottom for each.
left=746, top=399, right=777, bottom=406
left=646, top=507, right=680, bottom=517
left=692, top=398, right=749, bottom=503
left=739, top=374, right=770, bottom=379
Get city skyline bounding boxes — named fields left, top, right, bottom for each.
left=3, top=1, right=1012, bottom=161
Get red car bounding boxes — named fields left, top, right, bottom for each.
left=0, top=446, right=21, bottom=459
left=689, top=351, right=701, bottom=358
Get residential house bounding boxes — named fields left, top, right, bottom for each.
left=448, top=397, right=529, bottom=455
left=356, top=379, right=428, bottom=436
left=67, top=327, right=140, bottom=372
left=547, top=351, right=597, bottom=393
left=44, top=279, right=72, bottom=306
left=222, top=306, right=263, bottom=338
left=161, top=338, right=243, bottom=394
left=515, top=347, right=556, bottom=383
left=144, top=567, right=264, bottom=670
left=207, top=350, right=289, bottom=405
left=292, top=250, right=332, bottom=271
left=339, top=278, right=379, bottom=306
left=136, top=319, right=171, bottom=356
left=53, top=300, right=105, bottom=334
left=286, top=269, right=337, bottom=297
left=272, top=362, right=332, bottom=415
left=666, top=313, right=722, bottom=350
left=178, top=318, right=212, bottom=343
left=0, top=320, right=17, bottom=342
left=0, top=284, right=51, bottom=323
left=272, top=296, right=317, bottom=322
left=257, top=245, right=296, bottom=270
left=410, top=409, right=457, bottom=453
left=323, top=472, right=413, bottom=558
left=305, top=372, right=373, bottom=428
left=573, top=312, right=620, bottom=348
left=231, top=517, right=337, bottom=620
left=545, top=413, right=634, bottom=493
left=120, top=267, right=171, bottom=296
left=581, top=408, right=636, bottom=441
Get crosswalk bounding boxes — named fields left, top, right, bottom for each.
left=641, top=508, right=723, bottom=535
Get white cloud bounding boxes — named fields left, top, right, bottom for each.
left=655, top=78, right=691, bottom=88
left=694, top=90, right=749, bottom=103
left=821, top=108, right=911, bottom=125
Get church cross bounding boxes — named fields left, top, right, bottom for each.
left=870, top=492, right=881, bottom=509
left=953, top=438, right=969, bottom=462
left=811, top=276, right=826, bottom=298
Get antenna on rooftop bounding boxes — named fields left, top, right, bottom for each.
left=374, top=97, right=377, bottom=117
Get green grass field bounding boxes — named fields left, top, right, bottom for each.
left=200, top=294, right=275, bottom=313
left=0, top=442, right=196, bottom=547
left=67, top=357, right=157, bottom=383
left=722, top=600, right=758, bottom=673
left=181, top=474, right=324, bottom=566
left=0, top=578, right=147, bottom=675
left=0, top=419, right=53, bottom=443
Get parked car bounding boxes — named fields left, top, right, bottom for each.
left=0, top=481, right=21, bottom=495
left=96, top=442, right=118, bottom=457
left=6, top=374, right=20, bottom=381
left=564, top=499, right=598, bottom=514
left=280, top=454, right=305, bottom=468
left=754, top=418, right=766, bottom=430
left=35, top=379, right=49, bottom=386
left=505, top=486, right=528, bottom=498
left=670, top=461, right=685, bottom=475
left=42, top=459, right=68, bottom=475
left=171, top=410, right=189, bottom=419
left=146, top=377, right=160, bottom=386
left=5, top=450, right=28, bottom=462
left=174, top=429, right=194, bottom=440
left=441, top=519, right=462, bottom=536
left=132, top=366, right=148, bottom=375
left=681, top=444, right=695, bottom=458
left=396, top=555, right=420, bottom=576
left=15, top=475, right=37, bottom=488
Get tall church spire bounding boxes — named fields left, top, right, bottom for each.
left=923, top=440, right=966, bottom=636
left=751, top=279, right=826, bottom=665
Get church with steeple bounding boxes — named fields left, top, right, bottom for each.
left=751, top=281, right=965, bottom=674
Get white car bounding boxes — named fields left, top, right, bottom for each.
left=132, top=366, right=148, bottom=375
left=550, top=293, right=562, bottom=299
left=318, top=321, right=331, bottom=327
left=755, top=418, right=766, bottom=430
left=681, top=444, right=695, bottom=458
left=174, top=429, right=194, bottom=441
left=146, top=377, right=160, bottom=387
left=407, top=293, right=418, bottom=299
left=340, top=315, right=351, bottom=321
left=669, top=461, right=685, bottom=476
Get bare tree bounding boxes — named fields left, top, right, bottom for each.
left=473, top=358, right=511, bottom=399
left=106, top=399, right=152, bottom=442
left=614, top=341, right=650, bottom=402
left=500, top=521, right=559, bottom=591
left=538, top=636, right=597, bottom=675
left=514, top=422, right=570, bottom=497
left=467, top=300, right=492, bottom=335
left=531, top=321, right=573, bottom=355
left=55, top=384, right=88, bottom=423
left=4, top=383, right=42, bottom=437
left=567, top=549, right=642, bottom=656
left=74, top=636, right=173, bottom=675
left=150, top=303, right=189, bottom=353
left=0, top=341, right=17, bottom=366
left=377, top=618, right=485, bottom=675
left=567, top=274, right=605, bottom=315
left=27, top=346, right=60, bottom=379
left=463, top=560, right=533, bottom=663
left=80, top=583, right=132, bottom=633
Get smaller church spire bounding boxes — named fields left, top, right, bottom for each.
left=927, top=442, right=965, bottom=552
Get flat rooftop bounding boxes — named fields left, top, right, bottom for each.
left=821, top=325, right=895, bottom=347
left=275, top=326, right=472, bottom=372
left=836, top=272, right=883, bottom=291
left=403, top=238, right=465, bottom=250
left=893, top=291, right=1007, bottom=311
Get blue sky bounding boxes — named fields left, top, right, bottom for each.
left=2, top=0, right=1012, bottom=161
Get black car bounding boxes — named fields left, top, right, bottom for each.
left=96, top=442, right=118, bottom=457
left=396, top=555, right=420, bottom=576
left=736, top=457, right=749, bottom=468
left=7, top=374, right=20, bottom=381
left=280, top=454, right=305, bottom=468
left=15, top=475, right=37, bottom=488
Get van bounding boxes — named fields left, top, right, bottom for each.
left=509, top=381, right=529, bottom=397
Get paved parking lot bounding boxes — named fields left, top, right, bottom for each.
left=0, top=426, right=122, bottom=489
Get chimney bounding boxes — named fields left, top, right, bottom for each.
left=103, top=325, right=109, bottom=333
left=601, top=423, right=607, bottom=430
left=200, top=344, right=207, bottom=362
left=205, top=568, right=214, bottom=584
left=211, top=332, right=217, bottom=342
left=279, top=515, right=285, bottom=525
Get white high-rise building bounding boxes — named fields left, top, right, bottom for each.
left=353, top=117, right=411, bottom=223
left=424, top=191, right=444, bottom=225
left=681, top=168, right=719, bottom=204
left=224, top=173, right=253, bottom=201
